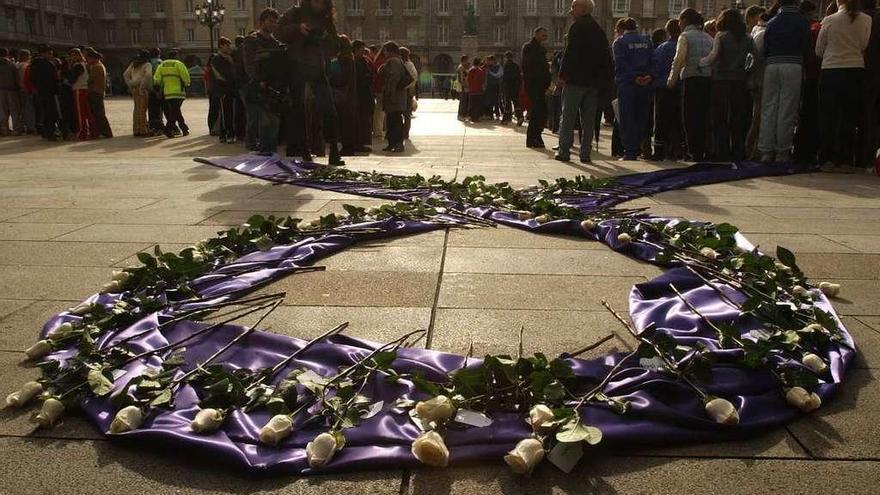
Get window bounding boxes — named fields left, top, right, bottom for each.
left=350, top=25, right=362, bottom=40
left=668, top=0, right=684, bottom=18
left=3, top=8, right=15, bottom=33
left=494, top=24, right=505, bottom=44
left=704, top=0, right=714, bottom=15
left=102, top=0, right=112, bottom=13
left=25, top=12, right=36, bottom=34
left=407, top=0, right=418, bottom=9
left=643, top=0, right=654, bottom=17
left=407, top=24, right=419, bottom=41
left=465, top=0, right=477, bottom=11
left=155, top=0, right=164, bottom=12
left=105, top=26, right=115, bottom=43
left=612, top=0, right=631, bottom=15
left=494, top=0, right=505, bottom=13
left=555, top=0, right=566, bottom=13
left=186, top=27, right=195, bottom=41
left=131, top=27, right=140, bottom=44
left=238, top=26, right=247, bottom=35
left=525, top=0, right=536, bottom=14
left=185, top=0, right=194, bottom=12
left=349, top=0, right=362, bottom=10
left=437, top=0, right=449, bottom=13
left=155, top=26, right=165, bottom=43
left=379, top=0, right=391, bottom=10
left=64, top=19, right=73, bottom=38
left=437, top=21, right=449, bottom=43
left=553, top=23, right=565, bottom=44
left=379, top=27, right=389, bottom=43
left=46, top=16, right=57, bottom=37
left=128, top=0, right=138, bottom=13
left=237, top=0, right=245, bottom=9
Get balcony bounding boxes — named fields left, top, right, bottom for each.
left=232, top=10, right=249, bottom=19
left=375, top=8, right=392, bottom=16
left=554, top=8, right=568, bottom=16
left=346, top=8, right=365, bottom=16
left=493, top=10, right=508, bottom=16
left=153, top=11, right=167, bottom=19
left=435, top=10, right=450, bottom=16
left=125, top=12, right=141, bottom=19
left=523, top=9, right=538, bottom=17
left=403, top=9, right=420, bottom=16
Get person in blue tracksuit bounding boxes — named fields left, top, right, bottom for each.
left=613, top=18, right=654, bottom=160
left=651, top=19, right=684, bottom=160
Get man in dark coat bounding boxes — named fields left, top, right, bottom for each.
left=352, top=39, right=374, bottom=151
left=501, top=51, right=522, bottom=125
left=29, top=45, right=61, bottom=140
left=556, top=0, right=613, bottom=163
left=521, top=27, right=551, bottom=148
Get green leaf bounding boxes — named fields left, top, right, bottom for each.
left=371, top=350, right=397, bottom=369
left=150, top=388, right=173, bottom=407
left=556, top=421, right=603, bottom=445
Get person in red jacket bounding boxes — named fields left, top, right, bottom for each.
left=466, top=57, right=485, bottom=122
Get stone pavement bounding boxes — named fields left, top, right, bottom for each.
left=0, top=98, right=879, bottom=494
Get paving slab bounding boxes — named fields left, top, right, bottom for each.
left=0, top=223, right=89, bottom=241
left=0, top=266, right=109, bottom=301
left=443, top=247, right=663, bottom=278
left=741, top=233, right=857, bottom=254
left=255, top=270, right=439, bottom=308
left=54, top=224, right=225, bottom=244
left=0, top=300, right=69, bottom=351
left=447, top=226, right=607, bottom=250
left=0, top=241, right=148, bottom=267
left=831, top=235, right=880, bottom=254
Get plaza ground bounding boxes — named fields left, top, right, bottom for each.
left=0, top=98, right=879, bottom=494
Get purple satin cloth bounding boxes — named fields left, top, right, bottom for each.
left=34, top=155, right=852, bottom=474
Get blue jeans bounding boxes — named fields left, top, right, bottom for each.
left=557, top=84, right=598, bottom=161
left=617, top=83, right=652, bottom=158
left=759, top=63, right=802, bottom=158
left=240, top=84, right=260, bottom=148
left=243, top=82, right=280, bottom=153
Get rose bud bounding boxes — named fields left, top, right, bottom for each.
left=414, top=395, right=456, bottom=423
left=67, top=301, right=92, bottom=316
left=785, top=387, right=822, bottom=412
left=699, top=247, right=719, bottom=259
left=818, top=282, right=841, bottom=297
left=5, top=381, right=44, bottom=408
left=704, top=397, right=739, bottom=425
left=534, top=214, right=551, bottom=224
left=25, top=340, right=53, bottom=360
left=306, top=432, right=340, bottom=469
left=617, top=232, right=632, bottom=245
left=492, top=198, right=506, bottom=206
left=517, top=211, right=535, bottom=220
left=34, top=398, right=64, bottom=428
left=191, top=408, right=225, bottom=434
left=101, top=280, right=121, bottom=294
left=791, top=285, right=808, bottom=297
left=580, top=219, right=596, bottom=231
left=411, top=430, right=450, bottom=467
left=774, top=261, right=792, bottom=273
left=47, top=322, right=74, bottom=341
left=109, top=405, right=144, bottom=434
left=259, top=414, right=293, bottom=446
left=192, top=251, right=205, bottom=263
left=527, top=404, right=554, bottom=431
left=472, top=196, right=487, bottom=206
left=504, top=438, right=545, bottom=475
left=111, top=270, right=131, bottom=283
left=802, top=353, right=828, bottom=374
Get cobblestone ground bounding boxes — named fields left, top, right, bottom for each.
left=0, top=98, right=879, bottom=494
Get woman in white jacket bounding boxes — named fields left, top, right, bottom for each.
left=123, top=51, right=153, bottom=136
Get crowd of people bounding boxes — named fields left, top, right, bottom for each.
left=1, top=0, right=878, bottom=174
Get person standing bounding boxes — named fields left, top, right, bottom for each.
left=242, top=8, right=284, bottom=154
left=329, top=35, right=358, bottom=155
left=29, top=45, right=60, bottom=140
left=484, top=55, right=503, bottom=120
left=745, top=6, right=768, bottom=160
left=456, top=55, right=471, bottom=121
left=152, top=48, right=191, bottom=138
left=66, top=48, right=94, bottom=140
left=522, top=27, right=552, bottom=148
left=146, top=48, right=164, bottom=135
left=211, top=37, right=238, bottom=144
left=758, top=0, right=811, bottom=163
left=400, top=46, right=418, bottom=140
left=17, top=49, right=37, bottom=135
left=651, top=19, right=684, bottom=160
left=613, top=17, right=654, bottom=161
left=856, top=0, right=880, bottom=169
left=352, top=39, right=374, bottom=152
left=276, top=0, right=346, bottom=165
left=816, top=0, right=873, bottom=171
left=700, top=9, right=756, bottom=161
left=378, top=42, right=407, bottom=153
left=370, top=46, right=386, bottom=140
left=123, top=51, right=153, bottom=137
left=555, top=0, right=612, bottom=164
left=0, top=47, right=21, bottom=136
left=84, top=48, right=112, bottom=138
left=668, top=8, right=714, bottom=161
left=501, top=51, right=522, bottom=125
left=232, top=36, right=247, bottom=143
left=466, top=57, right=486, bottom=123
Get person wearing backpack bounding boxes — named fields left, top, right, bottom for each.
left=152, top=48, right=191, bottom=138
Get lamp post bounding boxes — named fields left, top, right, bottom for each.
left=194, top=1, right=225, bottom=55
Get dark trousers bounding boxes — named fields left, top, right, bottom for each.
left=458, top=91, right=469, bottom=119
left=856, top=80, right=880, bottom=167
left=357, top=96, right=374, bottom=146
left=233, top=95, right=246, bottom=140
left=162, top=98, right=187, bottom=135
left=58, top=88, right=75, bottom=138
left=218, top=93, right=236, bottom=141
left=484, top=85, right=499, bottom=117
left=36, top=92, right=59, bottom=138
left=617, top=83, right=652, bottom=158
left=207, top=95, right=220, bottom=134
left=286, top=74, right=337, bottom=156
left=710, top=79, right=749, bottom=161
left=682, top=77, right=712, bottom=161
left=336, top=94, right=357, bottom=152
left=653, top=86, right=683, bottom=159
left=525, top=85, right=547, bottom=145
left=502, top=85, right=521, bottom=121
left=386, top=110, right=404, bottom=147
left=468, top=92, right=483, bottom=122
left=403, top=95, right=413, bottom=139
left=87, top=92, right=113, bottom=137
left=819, top=68, right=865, bottom=165
left=147, top=90, right=163, bottom=131
left=794, top=77, right=820, bottom=164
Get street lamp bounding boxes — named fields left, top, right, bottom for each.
left=194, top=1, right=226, bottom=55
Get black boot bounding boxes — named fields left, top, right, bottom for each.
left=328, top=143, right=345, bottom=166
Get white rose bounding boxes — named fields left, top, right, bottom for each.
left=617, top=232, right=632, bottom=244
left=68, top=301, right=92, bottom=315
left=411, top=430, right=450, bottom=467
left=791, top=285, right=808, bottom=297
left=774, top=261, right=792, bottom=272
left=802, top=353, right=828, bottom=374
left=818, top=282, right=840, bottom=297
left=259, top=414, right=293, bottom=446
left=101, top=280, right=121, bottom=293
left=191, top=408, right=225, bottom=434
left=306, top=432, right=340, bottom=469
left=111, top=270, right=131, bottom=283
left=534, top=214, right=551, bottom=224
left=414, top=395, right=456, bottom=423
left=472, top=196, right=487, bottom=206
left=785, top=387, right=822, bottom=412
left=527, top=404, right=554, bottom=431
left=503, top=438, right=545, bottom=475
left=699, top=247, right=719, bottom=259
left=5, top=381, right=43, bottom=408
left=34, top=398, right=64, bottom=428
left=704, top=397, right=739, bottom=425
left=801, top=323, right=823, bottom=333
left=492, top=198, right=506, bottom=206
left=517, top=211, right=535, bottom=220
left=47, top=322, right=74, bottom=341
left=580, top=219, right=597, bottom=231
left=25, top=340, right=53, bottom=360
left=192, top=251, right=205, bottom=263
left=109, top=405, right=144, bottom=434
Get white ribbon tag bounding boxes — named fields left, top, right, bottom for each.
left=361, top=401, right=384, bottom=419
left=454, top=409, right=493, bottom=427
left=547, top=441, right=584, bottom=473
